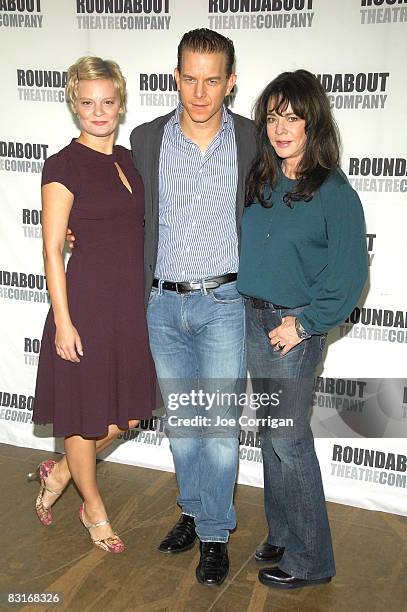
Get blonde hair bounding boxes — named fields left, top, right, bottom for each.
left=66, top=56, right=126, bottom=113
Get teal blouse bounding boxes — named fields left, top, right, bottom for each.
left=237, top=169, right=368, bottom=335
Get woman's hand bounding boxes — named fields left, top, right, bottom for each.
left=269, top=316, right=302, bottom=356
left=66, top=228, right=76, bottom=250
left=55, top=323, right=83, bottom=362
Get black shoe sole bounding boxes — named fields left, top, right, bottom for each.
left=258, top=574, right=332, bottom=590
left=254, top=554, right=284, bottom=564
left=158, top=538, right=197, bottom=554
left=195, top=566, right=228, bottom=587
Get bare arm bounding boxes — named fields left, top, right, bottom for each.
left=42, top=182, right=83, bottom=362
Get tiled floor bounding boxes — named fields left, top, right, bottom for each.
left=1, top=443, right=406, bottom=612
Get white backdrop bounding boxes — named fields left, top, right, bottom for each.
left=1, top=0, right=406, bottom=517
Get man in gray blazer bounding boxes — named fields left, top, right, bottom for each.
left=130, top=29, right=257, bottom=587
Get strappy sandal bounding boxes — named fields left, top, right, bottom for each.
left=27, top=459, right=64, bottom=526
left=79, top=503, right=125, bottom=553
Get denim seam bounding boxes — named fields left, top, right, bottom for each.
left=240, top=308, right=247, bottom=377
left=293, top=339, right=316, bottom=573
left=148, top=287, right=159, bottom=305
left=264, top=450, right=289, bottom=547
left=287, top=337, right=321, bottom=579
left=211, top=293, right=243, bottom=304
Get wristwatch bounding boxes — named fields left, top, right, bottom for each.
left=295, top=317, right=311, bottom=340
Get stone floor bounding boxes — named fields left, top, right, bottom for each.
left=1, top=443, right=406, bottom=612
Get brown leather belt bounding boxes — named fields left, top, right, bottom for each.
left=152, top=273, right=237, bottom=294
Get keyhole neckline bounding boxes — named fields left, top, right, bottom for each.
left=114, top=161, right=133, bottom=195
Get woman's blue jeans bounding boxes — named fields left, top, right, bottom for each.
left=246, top=299, right=336, bottom=580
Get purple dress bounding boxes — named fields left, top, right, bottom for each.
left=33, top=139, right=155, bottom=437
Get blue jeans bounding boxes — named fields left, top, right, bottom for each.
left=246, top=299, right=336, bottom=580
left=147, top=281, right=246, bottom=542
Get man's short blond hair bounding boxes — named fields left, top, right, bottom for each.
left=66, top=56, right=126, bottom=113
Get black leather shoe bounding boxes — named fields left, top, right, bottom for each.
left=196, top=541, right=229, bottom=586
left=258, top=567, right=332, bottom=590
left=158, top=514, right=197, bottom=554
left=254, top=542, right=285, bottom=563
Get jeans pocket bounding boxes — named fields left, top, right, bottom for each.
left=148, top=287, right=159, bottom=306
left=319, top=333, right=327, bottom=351
left=210, top=281, right=243, bottom=304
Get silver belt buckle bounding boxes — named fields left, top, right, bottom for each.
left=204, top=279, right=220, bottom=291
left=174, top=281, right=200, bottom=293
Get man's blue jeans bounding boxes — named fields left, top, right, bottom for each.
left=246, top=300, right=336, bottom=580
left=147, top=280, right=245, bottom=543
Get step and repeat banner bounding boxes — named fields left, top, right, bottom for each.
left=0, top=0, right=406, bottom=517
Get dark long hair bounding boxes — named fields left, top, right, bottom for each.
left=246, top=69, right=340, bottom=208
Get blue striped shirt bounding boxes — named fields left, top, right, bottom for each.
left=155, top=103, right=239, bottom=282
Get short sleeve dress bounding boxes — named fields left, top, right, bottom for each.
left=33, top=139, right=156, bottom=437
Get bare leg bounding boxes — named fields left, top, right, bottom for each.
left=41, top=420, right=139, bottom=510
left=64, top=434, right=115, bottom=541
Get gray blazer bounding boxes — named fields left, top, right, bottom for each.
left=129, top=109, right=258, bottom=307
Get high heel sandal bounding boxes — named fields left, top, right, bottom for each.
left=79, top=503, right=125, bottom=553
left=26, top=459, right=63, bottom=526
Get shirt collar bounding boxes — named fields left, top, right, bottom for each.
left=171, top=103, right=232, bottom=137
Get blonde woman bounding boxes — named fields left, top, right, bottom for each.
left=29, top=57, right=155, bottom=553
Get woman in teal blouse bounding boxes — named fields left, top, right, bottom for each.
left=237, top=70, right=368, bottom=590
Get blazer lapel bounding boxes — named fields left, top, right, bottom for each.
left=231, top=111, right=246, bottom=227
left=150, top=127, right=162, bottom=224
left=148, top=116, right=171, bottom=235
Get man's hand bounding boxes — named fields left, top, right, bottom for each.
left=66, top=227, right=76, bottom=249
left=269, top=316, right=302, bottom=356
